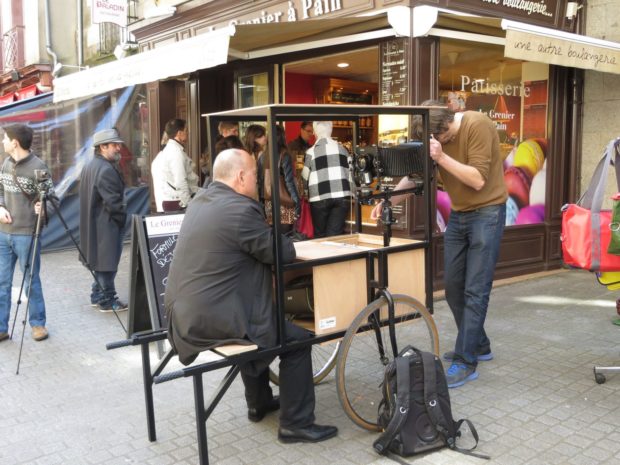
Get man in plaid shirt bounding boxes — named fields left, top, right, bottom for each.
left=301, top=121, right=352, bottom=238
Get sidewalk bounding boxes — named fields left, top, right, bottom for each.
left=0, top=247, right=619, bottom=465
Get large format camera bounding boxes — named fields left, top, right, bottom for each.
left=352, top=142, right=425, bottom=196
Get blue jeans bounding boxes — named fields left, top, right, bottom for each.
left=0, top=231, right=47, bottom=333
left=443, top=204, right=506, bottom=368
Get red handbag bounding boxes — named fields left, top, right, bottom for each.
left=295, top=198, right=314, bottom=239
left=561, top=138, right=620, bottom=271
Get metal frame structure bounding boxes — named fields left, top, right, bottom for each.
left=108, top=104, right=434, bottom=465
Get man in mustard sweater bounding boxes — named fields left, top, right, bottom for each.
left=372, top=101, right=507, bottom=388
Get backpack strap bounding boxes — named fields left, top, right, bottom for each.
left=373, top=356, right=411, bottom=455
left=420, top=352, right=453, bottom=440
left=452, top=419, right=490, bottom=460
left=420, top=352, right=490, bottom=460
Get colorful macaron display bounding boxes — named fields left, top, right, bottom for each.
left=504, top=166, right=532, bottom=208
left=515, top=204, right=545, bottom=225
left=513, top=138, right=545, bottom=177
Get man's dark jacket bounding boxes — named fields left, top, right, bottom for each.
left=165, top=181, right=296, bottom=365
left=79, top=154, right=126, bottom=271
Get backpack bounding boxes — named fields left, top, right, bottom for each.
left=373, top=345, right=488, bottom=460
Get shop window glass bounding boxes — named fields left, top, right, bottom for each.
left=237, top=72, right=269, bottom=108
left=438, top=39, right=549, bottom=230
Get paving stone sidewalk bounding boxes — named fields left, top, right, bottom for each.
left=1, top=247, right=619, bottom=465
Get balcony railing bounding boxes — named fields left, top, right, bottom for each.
left=3, top=25, right=25, bottom=73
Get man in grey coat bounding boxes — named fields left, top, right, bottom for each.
left=79, top=128, right=127, bottom=312
left=165, top=148, right=337, bottom=444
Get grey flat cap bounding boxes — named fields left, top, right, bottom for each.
left=93, top=128, right=124, bottom=147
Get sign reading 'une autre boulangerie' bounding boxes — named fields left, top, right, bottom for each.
left=505, top=29, right=620, bottom=75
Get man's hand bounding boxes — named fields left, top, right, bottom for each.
left=0, top=206, right=12, bottom=224
left=34, top=201, right=42, bottom=216
left=429, top=135, right=444, bottom=163
left=370, top=201, right=383, bottom=220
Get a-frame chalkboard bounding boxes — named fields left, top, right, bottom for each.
left=127, top=213, right=185, bottom=338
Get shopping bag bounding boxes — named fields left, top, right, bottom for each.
left=608, top=193, right=620, bottom=255
left=561, top=137, right=620, bottom=271
left=295, top=198, right=314, bottom=239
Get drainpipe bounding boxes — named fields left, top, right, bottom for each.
left=44, top=0, right=59, bottom=69
left=77, top=0, right=83, bottom=66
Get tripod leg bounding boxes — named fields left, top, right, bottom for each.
left=16, top=200, right=46, bottom=375
left=46, top=196, right=127, bottom=333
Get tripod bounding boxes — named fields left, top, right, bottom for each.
left=10, top=189, right=127, bottom=374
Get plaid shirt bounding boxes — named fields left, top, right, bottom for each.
left=301, top=138, right=352, bottom=202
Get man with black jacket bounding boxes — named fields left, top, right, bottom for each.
left=79, top=128, right=127, bottom=312
left=166, top=148, right=337, bottom=444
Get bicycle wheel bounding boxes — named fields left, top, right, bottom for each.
left=269, top=339, right=340, bottom=385
left=336, top=294, right=439, bottom=431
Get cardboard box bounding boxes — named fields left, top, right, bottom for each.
left=293, top=234, right=425, bottom=335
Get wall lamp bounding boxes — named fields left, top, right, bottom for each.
left=566, top=2, right=583, bottom=20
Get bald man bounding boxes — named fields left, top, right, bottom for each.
left=165, top=149, right=337, bottom=443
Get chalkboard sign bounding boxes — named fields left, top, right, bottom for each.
left=380, top=39, right=409, bottom=106
left=127, top=213, right=185, bottom=338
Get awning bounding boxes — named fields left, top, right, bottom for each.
left=52, top=26, right=234, bottom=103
left=52, top=14, right=393, bottom=104
left=502, top=20, right=620, bottom=75
left=16, top=84, right=40, bottom=100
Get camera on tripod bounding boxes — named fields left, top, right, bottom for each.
left=33, top=169, right=52, bottom=196
left=351, top=142, right=426, bottom=202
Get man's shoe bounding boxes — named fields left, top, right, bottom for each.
left=31, top=326, right=48, bottom=341
left=98, top=300, right=128, bottom=313
left=446, top=363, right=478, bottom=388
left=0, top=332, right=9, bottom=342
left=443, top=350, right=493, bottom=362
left=278, top=424, right=338, bottom=444
left=248, top=396, right=280, bottom=422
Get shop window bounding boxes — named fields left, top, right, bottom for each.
left=237, top=72, right=269, bottom=108
left=438, top=39, right=549, bottom=230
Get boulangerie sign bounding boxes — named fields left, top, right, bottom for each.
left=92, top=0, right=128, bottom=28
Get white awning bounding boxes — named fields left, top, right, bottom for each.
left=502, top=20, right=620, bottom=75
left=52, top=26, right=234, bottom=103
left=52, top=14, right=392, bottom=104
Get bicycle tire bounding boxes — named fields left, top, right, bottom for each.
left=335, top=294, right=439, bottom=431
left=269, top=340, right=340, bottom=385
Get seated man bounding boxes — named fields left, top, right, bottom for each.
left=165, top=148, right=337, bottom=444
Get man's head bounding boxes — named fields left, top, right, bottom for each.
left=218, top=121, right=239, bottom=138
left=299, top=121, right=314, bottom=142
left=3, top=124, right=33, bottom=155
left=313, top=121, right=333, bottom=140
left=93, top=128, right=124, bottom=162
left=411, top=100, right=456, bottom=143
left=164, top=118, right=188, bottom=144
left=213, top=148, right=257, bottom=199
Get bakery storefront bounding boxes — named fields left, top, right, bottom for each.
left=55, top=0, right=619, bottom=284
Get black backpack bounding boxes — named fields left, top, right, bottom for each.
left=373, top=345, right=488, bottom=460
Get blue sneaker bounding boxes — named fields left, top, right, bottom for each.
left=98, top=299, right=128, bottom=313
left=446, top=363, right=479, bottom=388
left=443, top=350, right=494, bottom=362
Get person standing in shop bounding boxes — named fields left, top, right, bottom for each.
left=151, top=118, right=199, bottom=212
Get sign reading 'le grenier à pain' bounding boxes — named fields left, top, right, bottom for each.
left=92, top=0, right=128, bottom=28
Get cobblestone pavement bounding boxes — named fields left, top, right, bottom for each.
left=1, top=246, right=619, bottom=465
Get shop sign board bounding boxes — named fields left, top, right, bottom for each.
left=505, top=29, right=620, bottom=75
left=452, top=0, right=562, bottom=28
left=92, top=0, right=128, bottom=27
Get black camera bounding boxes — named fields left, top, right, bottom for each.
left=352, top=142, right=425, bottom=188
left=33, top=169, right=52, bottom=195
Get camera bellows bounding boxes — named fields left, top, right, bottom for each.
left=377, top=142, right=425, bottom=177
